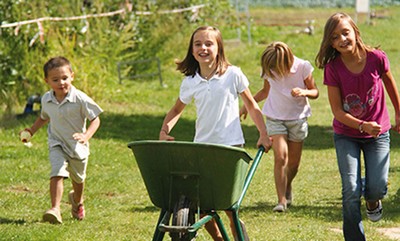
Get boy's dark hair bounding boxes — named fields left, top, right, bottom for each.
left=43, top=56, right=73, bottom=78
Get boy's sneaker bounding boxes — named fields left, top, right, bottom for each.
left=272, top=203, right=286, bottom=212
left=366, top=200, right=382, bottom=222
left=43, top=208, right=62, bottom=224
left=69, top=191, right=85, bottom=220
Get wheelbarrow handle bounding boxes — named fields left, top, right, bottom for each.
left=235, top=146, right=265, bottom=208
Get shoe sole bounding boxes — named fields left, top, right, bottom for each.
left=43, top=212, right=62, bottom=224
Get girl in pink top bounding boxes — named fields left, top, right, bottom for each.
left=316, top=12, right=400, bottom=241
left=241, top=41, right=319, bottom=212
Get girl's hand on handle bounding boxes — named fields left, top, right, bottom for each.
left=239, top=105, right=248, bottom=121
left=159, top=130, right=175, bottom=141
left=257, top=135, right=273, bottom=153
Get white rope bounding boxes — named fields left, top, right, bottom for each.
left=0, top=4, right=205, bottom=28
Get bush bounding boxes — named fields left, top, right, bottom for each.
left=0, top=0, right=238, bottom=115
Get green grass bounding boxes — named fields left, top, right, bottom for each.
left=2, top=6, right=400, bottom=241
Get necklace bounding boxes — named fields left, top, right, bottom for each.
left=203, top=68, right=217, bottom=80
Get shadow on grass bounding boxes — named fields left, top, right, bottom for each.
left=96, top=112, right=339, bottom=150
left=95, top=112, right=195, bottom=143
left=130, top=205, right=159, bottom=213
left=0, top=217, right=26, bottom=225
left=238, top=196, right=343, bottom=223
left=9, top=111, right=400, bottom=151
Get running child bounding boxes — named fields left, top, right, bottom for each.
left=240, top=41, right=319, bottom=212
left=20, top=56, right=103, bottom=224
left=316, top=12, right=400, bottom=240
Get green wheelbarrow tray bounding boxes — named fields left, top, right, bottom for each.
left=128, top=140, right=265, bottom=241
left=128, top=140, right=253, bottom=211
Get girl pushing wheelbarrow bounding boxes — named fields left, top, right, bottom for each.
left=159, top=26, right=272, bottom=241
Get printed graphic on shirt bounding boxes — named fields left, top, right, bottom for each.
left=343, top=84, right=377, bottom=118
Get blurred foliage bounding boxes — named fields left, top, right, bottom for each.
left=0, top=0, right=237, bottom=115
left=246, top=0, right=400, bottom=7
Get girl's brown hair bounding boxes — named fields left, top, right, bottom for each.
left=315, top=12, right=374, bottom=69
left=176, top=26, right=230, bottom=77
left=261, top=41, right=294, bottom=79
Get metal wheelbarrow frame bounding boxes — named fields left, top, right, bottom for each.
left=128, top=141, right=264, bottom=241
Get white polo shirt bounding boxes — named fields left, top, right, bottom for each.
left=262, top=56, right=313, bottom=120
left=179, top=65, right=248, bottom=146
left=40, top=85, right=103, bottom=159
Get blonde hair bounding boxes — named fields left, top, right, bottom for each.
left=315, top=12, right=374, bottom=69
left=176, top=26, right=230, bottom=77
left=261, top=41, right=294, bottom=79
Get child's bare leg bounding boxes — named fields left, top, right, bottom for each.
left=286, top=141, right=303, bottom=201
left=71, top=180, right=84, bottom=204
left=272, top=135, right=289, bottom=206
left=50, top=176, right=64, bottom=210
left=202, top=214, right=224, bottom=241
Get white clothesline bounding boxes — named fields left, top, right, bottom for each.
left=1, top=4, right=205, bottom=46
left=0, top=4, right=205, bottom=28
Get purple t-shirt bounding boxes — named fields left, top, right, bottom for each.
left=323, top=49, right=391, bottom=138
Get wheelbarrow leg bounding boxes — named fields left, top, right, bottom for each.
left=152, top=209, right=167, bottom=241
left=231, top=210, right=246, bottom=241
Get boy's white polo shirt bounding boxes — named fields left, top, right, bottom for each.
left=40, top=85, right=103, bottom=159
left=179, top=65, right=248, bottom=146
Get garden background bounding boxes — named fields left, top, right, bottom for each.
left=1, top=0, right=400, bottom=240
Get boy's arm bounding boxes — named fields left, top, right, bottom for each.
left=20, top=116, right=48, bottom=142
left=382, top=69, right=400, bottom=133
left=73, top=116, right=101, bottom=144
left=27, top=117, right=49, bottom=135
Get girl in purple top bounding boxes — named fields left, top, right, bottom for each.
left=316, top=12, right=400, bottom=241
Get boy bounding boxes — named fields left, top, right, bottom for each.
left=20, top=56, right=103, bottom=224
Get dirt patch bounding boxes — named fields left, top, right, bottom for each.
left=329, top=228, right=342, bottom=234
left=377, top=228, right=400, bottom=240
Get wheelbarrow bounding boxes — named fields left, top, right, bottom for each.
left=128, top=141, right=265, bottom=241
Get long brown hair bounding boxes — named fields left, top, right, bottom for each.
left=315, top=12, right=374, bottom=69
left=176, top=26, right=230, bottom=77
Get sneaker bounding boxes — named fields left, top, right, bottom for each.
left=69, top=191, right=85, bottom=220
left=366, top=200, right=382, bottom=222
left=43, top=208, right=62, bottom=224
left=272, top=203, right=286, bottom=212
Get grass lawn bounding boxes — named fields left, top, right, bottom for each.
left=1, top=6, right=400, bottom=241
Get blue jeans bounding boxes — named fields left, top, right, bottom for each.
left=334, top=132, right=390, bottom=241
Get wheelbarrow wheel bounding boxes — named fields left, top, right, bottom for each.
left=170, top=195, right=195, bottom=241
